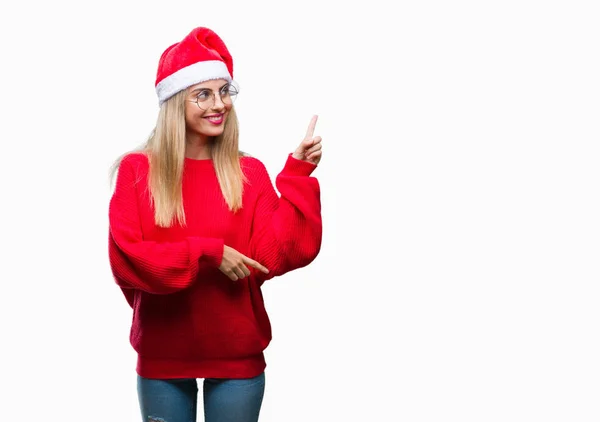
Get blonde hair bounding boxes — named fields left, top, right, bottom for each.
left=110, top=89, right=248, bottom=228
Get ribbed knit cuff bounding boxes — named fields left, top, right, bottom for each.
left=282, top=153, right=317, bottom=176
left=188, top=237, right=224, bottom=268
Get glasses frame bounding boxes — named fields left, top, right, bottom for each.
left=187, top=83, right=239, bottom=110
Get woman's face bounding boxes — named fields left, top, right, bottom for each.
left=184, top=79, right=234, bottom=140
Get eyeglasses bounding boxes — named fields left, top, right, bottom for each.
left=188, top=84, right=239, bottom=110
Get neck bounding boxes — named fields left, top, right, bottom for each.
left=186, top=133, right=213, bottom=160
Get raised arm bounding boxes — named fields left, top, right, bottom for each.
left=247, top=116, right=323, bottom=284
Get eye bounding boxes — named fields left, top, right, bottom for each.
left=222, top=85, right=238, bottom=97
left=196, top=90, right=211, bottom=101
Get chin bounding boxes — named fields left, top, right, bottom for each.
left=201, top=126, right=225, bottom=137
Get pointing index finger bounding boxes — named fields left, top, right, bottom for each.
left=304, top=115, right=318, bottom=140
left=243, top=256, right=270, bottom=274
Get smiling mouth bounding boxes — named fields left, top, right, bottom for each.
left=204, top=114, right=224, bottom=124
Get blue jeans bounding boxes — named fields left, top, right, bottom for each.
left=137, top=372, right=265, bottom=422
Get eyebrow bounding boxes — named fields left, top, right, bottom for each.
left=190, top=83, right=230, bottom=94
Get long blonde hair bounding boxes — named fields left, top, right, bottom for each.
left=110, top=89, right=248, bottom=227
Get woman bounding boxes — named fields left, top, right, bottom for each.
left=108, top=27, right=323, bottom=422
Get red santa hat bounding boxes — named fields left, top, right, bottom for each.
left=155, top=27, right=234, bottom=106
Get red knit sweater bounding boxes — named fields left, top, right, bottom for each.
left=108, top=152, right=321, bottom=379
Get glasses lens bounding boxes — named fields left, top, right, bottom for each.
left=196, top=91, right=211, bottom=110
left=224, top=85, right=238, bottom=105
left=196, top=85, right=239, bottom=109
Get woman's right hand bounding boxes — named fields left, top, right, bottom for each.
left=218, top=245, right=269, bottom=281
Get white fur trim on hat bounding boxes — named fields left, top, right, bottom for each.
left=155, top=60, right=232, bottom=105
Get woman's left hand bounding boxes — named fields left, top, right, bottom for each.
left=292, top=115, right=322, bottom=165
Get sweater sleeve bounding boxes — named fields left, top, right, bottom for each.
left=248, top=154, right=322, bottom=284
left=108, top=155, right=224, bottom=295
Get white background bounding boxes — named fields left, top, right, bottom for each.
left=1, top=0, right=599, bottom=421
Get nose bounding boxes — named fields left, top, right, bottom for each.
left=211, top=93, right=226, bottom=111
